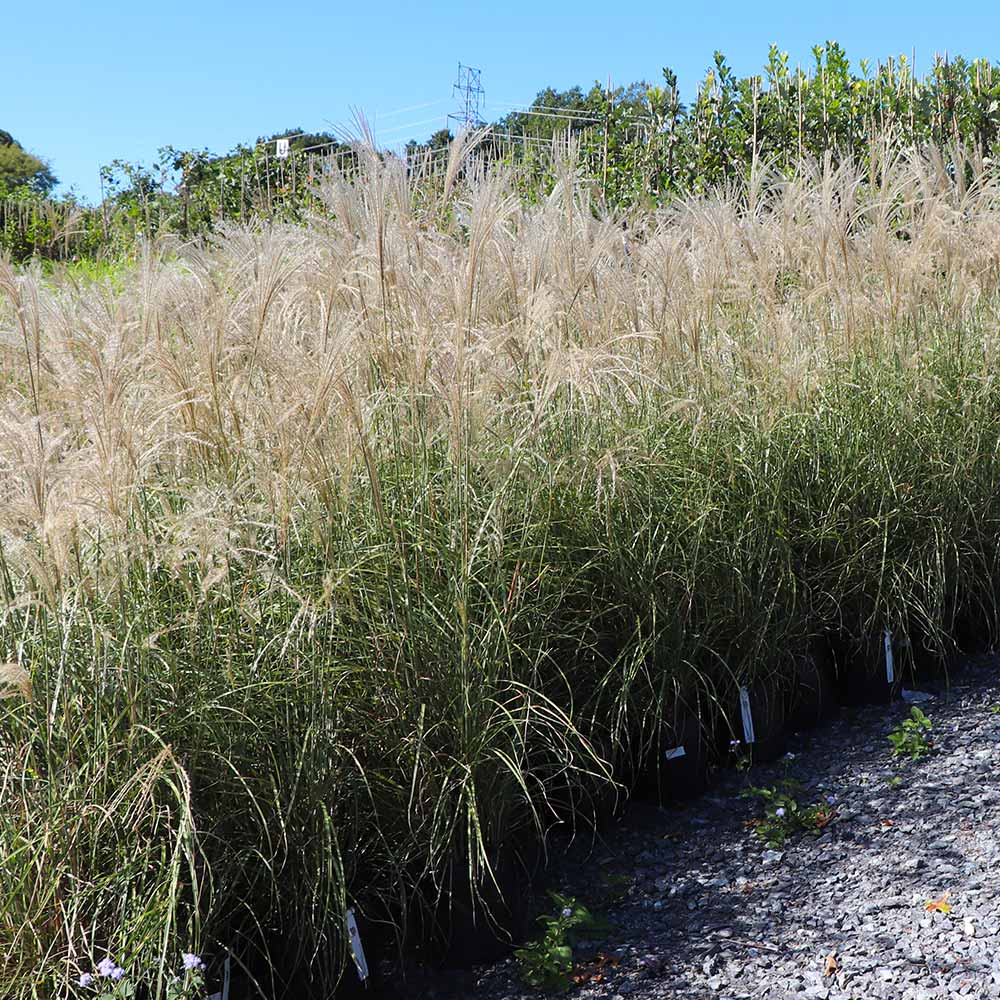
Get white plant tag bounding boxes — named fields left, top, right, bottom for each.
left=347, top=907, right=369, bottom=981
left=739, top=686, right=755, bottom=744
left=221, top=952, right=230, bottom=1000
left=664, top=745, right=686, bottom=760
left=276, top=137, right=290, bottom=159
left=884, top=629, right=894, bottom=684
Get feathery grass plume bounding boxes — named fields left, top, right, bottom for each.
left=0, top=662, right=30, bottom=701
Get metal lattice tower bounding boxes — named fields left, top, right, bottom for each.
left=448, top=63, right=485, bottom=130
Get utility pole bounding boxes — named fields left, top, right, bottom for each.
left=602, top=74, right=611, bottom=200
left=448, top=63, right=485, bottom=131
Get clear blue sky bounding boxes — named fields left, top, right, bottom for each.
left=6, top=0, right=1000, bottom=203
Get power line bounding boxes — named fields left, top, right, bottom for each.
left=487, top=101, right=603, bottom=119
left=483, top=107, right=601, bottom=124
left=375, top=115, right=450, bottom=138
left=370, top=98, right=450, bottom=120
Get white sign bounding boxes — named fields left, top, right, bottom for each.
left=884, top=629, right=894, bottom=684
left=739, top=686, right=756, bottom=744
left=664, top=746, right=686, bottom=760
left=346, top=908, right=369, bottom=981
left=275, top=138, right=290, bottom=159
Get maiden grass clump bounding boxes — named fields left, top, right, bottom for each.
left=4, top=139, right=1000, bottom=995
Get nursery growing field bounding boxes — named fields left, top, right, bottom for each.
left=4, top=138, right=1000, bottom=997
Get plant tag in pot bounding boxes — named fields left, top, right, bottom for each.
left=347, top=908, right=369, bottom=981
left=664, top=746, right=686, bottom=760
left=884, top=629, right=894, bottom=683
left=739, top=686, right=755, bottom=743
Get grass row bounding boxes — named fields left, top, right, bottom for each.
left=3, top=145, right=1000, bottom=996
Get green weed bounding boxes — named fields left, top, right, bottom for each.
left=888, top=707, right=934, bottom=760
left=742, top=783, right=837, bottom=848
left=514, top=894, right=610, bottom=992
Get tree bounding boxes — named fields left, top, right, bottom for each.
left=257, top=127, right=345, bottom=156
left=0, top=131, right=57, bottom=194
left=405, top=128, right=453, bottom=156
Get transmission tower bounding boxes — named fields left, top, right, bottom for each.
left=448, top=63, right=485, bottom=130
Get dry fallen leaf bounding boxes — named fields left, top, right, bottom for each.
left=925, top=891, right=951, bottom=914
left=813, top=808, right=836, bottom=830
left=823, top=951, right=838, bottom=977
left=572, top=953, right=620, bottom=986
left=0, top=662, right=31, bottom=702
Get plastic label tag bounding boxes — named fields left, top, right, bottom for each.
left=664, top=746, right=686, bottom=760
left=884, top=629, right=894, bottom=684
left=276, top=138, right=290, bottom=159
left=739, top=686, right=755, bottom=744
left=347, top=908, right=369, bottom=981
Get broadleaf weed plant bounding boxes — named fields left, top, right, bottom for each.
left=888, top=707, right=934, bottom=760
left=514, top=893, right=610, bottom=992
left=741, top=783, right=838, bottom=848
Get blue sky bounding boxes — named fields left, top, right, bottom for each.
left=7, top=1, right=1000, bottom=203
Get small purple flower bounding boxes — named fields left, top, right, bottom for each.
left=96, top=958, right=125, bottom=980
left=182, top=952, right=205, bottom=972
left=729, top=739, right=741, bottom=749
left=77, top=973, right=94, bottom=988
left=775, top=807, right=786, bottom=818
left=826, top=794, right=837, bottom=805
left=560, top=907, right=573, bottom=918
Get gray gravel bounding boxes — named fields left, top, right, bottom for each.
left=419, top=655, right=1000, bottom=1000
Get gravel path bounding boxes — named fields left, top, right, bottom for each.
left=428, top=655, right=1000, bottom=1000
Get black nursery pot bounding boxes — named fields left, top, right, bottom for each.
left=334, top=837, right=544, bottom=995
left=785, top=653, right=836, bottom=732
left=417, top=836, right=543, bottom=968
left=825, top=629, right=903, bottom=705
left=906, top=626, right=944, bottom=681
left=230, top=900, right=395, bottom=1000
left=951, top=603, right=993, bottom=657
left=632, top=695, right=712, bottom=804
left=904, top=620, right=963, bottom=683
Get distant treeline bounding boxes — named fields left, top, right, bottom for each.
left=5, top=42, right=1000, bottom=261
